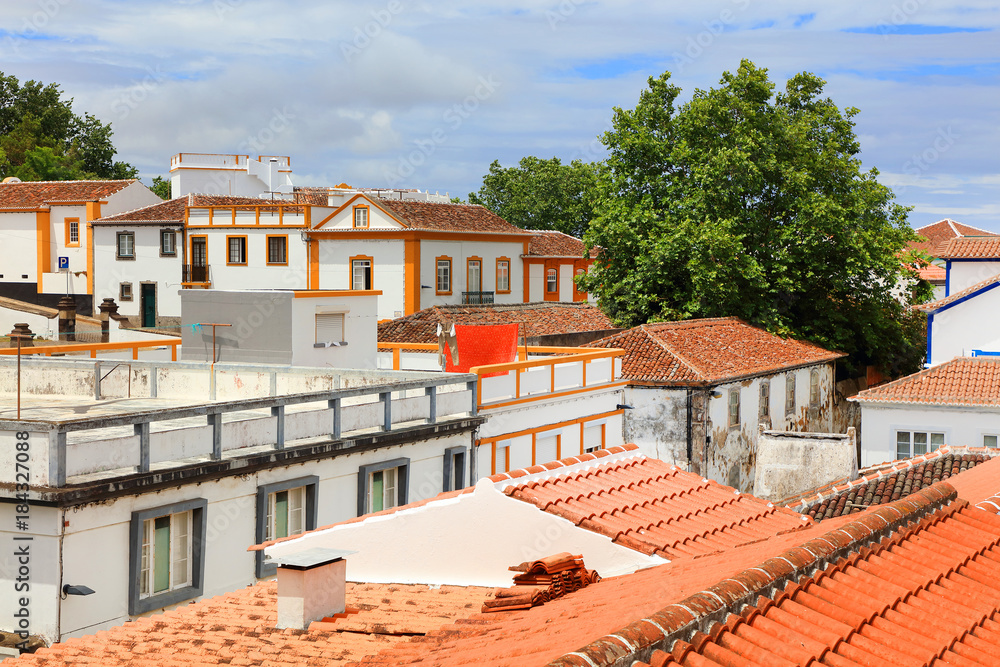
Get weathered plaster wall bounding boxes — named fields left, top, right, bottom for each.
left=752, top=428, right=857, bottom=502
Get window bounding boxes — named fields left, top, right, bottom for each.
left=436, top=257, right=452, bottom=294
left=496, top=258, right=510, bottom=293
left=128, top=499, right=206, bottom=615
left=985, top=435, right=999, bottom=449
left=443, top=447, right=467, bottom=492
left=583, top=422, right=606, bottom=454
left=535, top=433, right=560, bottom=465
left=728, top=389, right=740, bottom=427
left=65, top=218, right=80, bottom=247
left=227, top=236, right=247, bottom=265
left=120, top=282, right=133, bottom=301
left=315, top=312, right=345, bottom=345
left=267, top=235, right=287, bottom=265
left=255, top=476, right=318, bottom=578
left=809, top=369, right=820, bottom=407
left=785, top=374, right=796, bottom=415
left=358, top=458, right=409, bottom=516
left=494, top=440, right=511, bottom=474
left=467, top=258, right=482, bottom=292
left=896, top=430, right=945, bottom=459
left=759, top=381, right=770, bottom=419
left=353, top=205, right=369, bottom=228
left=160, top=229, right=176, bottom=256
left=117, top=231, right=135, bottom=259
left=546, top=268, right=558, bottom=293
left=351, top=256, right=372, bottom=290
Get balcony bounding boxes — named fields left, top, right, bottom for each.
left=183, top=264, right=211, bottom=285
left=462, top=291, right=495, bottom=305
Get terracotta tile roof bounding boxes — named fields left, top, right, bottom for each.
left=784, top=446, right=995, bottom=520
left=11, top=581, right=493, bottom=666
left=917, top=263, right=946, bottom=281
left=913, top=271, right=1000, bottom=312
left=584, top=317, right=844, bottom=386
left=910, top=218, right=996, bottom=256
left=94, top=195, right=291, bottom=224
left=502, top=454, right=811, bottom=559
left=613, top=487, right=1000, bottom=667
left=377, top=302, right=616, bottom=345
left=852, top=356, right=1000, bottom=406
left=0, top=180, right=136, bottom=208
left=373, top=198, right=529, bottom=234
left=935, top=234, right=1000, bottom=259
left=525, top=230, right=597, bottom=258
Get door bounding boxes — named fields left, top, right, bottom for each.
left=191, top=236, right=207, bottom=282
left=141, top=283, right=156, bottom=328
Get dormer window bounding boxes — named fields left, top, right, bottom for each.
left=353, top=206, right=369, bottom=228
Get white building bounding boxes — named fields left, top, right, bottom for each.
left=851, top=356, right=1000, bottom=466
left=169, top=153, right=295, bottom=199
left=0, top=356, right=480, bottom=643
left=585, top=318, right=845, bottom=491
left=0, top=179, right=161, bottom=313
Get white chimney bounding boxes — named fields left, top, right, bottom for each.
left=272, top=548, right=352, bottom=630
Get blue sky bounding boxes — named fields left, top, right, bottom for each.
left=1, top=0, right=998, bottom=232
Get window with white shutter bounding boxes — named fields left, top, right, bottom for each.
left=315, top=312, right=345, bottom=344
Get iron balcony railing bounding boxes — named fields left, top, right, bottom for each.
left=461, top=291, right=495, bottom=305
left=183, top=264, right=210, bottom=283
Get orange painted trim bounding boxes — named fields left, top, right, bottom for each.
left=573, top=259, right=591, bottom=302
left=314, top=193, right=409, bottom=230
left=86, top=222, right=94, bottom=296
left=544, top=260, right=559, bottom=301
left=496, top=257, right=511, bottom=293
left=349, top=255, right=374, bottom=290
left=293, top=290, right=382, bottom=298
left=435, top=255, right=453, bottom=295
left=85, top=201, right=102, bottom=222
left=185, top=224, right=308, bottom=230
left=35, top=210, right=51, bottom=294
left=0, top=338, right=181, bottom=357
left=479, top=408, right=624, bottom=447
left=64, top=217, right=81, bottom=247
left=479, top=380, right=629, bottom=411
left=225, top=234, right=248, bottom=265
left=308, top=238, right=320, bottom=289
left=265, top=234, right=289, bottom=266
left=307, top=229, right=528, bottom=242
left=531, top=433, right=536, bottom=467
left=466, top=256, right=483, bottom=292
left=522, top=256, right=530, bottom=302
left=404, top=238, right=420, bottom=314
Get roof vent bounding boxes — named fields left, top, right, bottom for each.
left=272, top=548, right=352, bottom=630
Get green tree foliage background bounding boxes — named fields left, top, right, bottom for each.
left=0, top=71, right=137, bottom=181
left=578, top=60, right=929, bottom=375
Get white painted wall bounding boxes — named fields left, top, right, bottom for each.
left=559, top=263, right=574, bottom=302
left=316, top=239, right=404, bottom=320
left=0, top=211, right=37, bottom=284
left=857, top=402, right=1000, bottom=467
left=197, top=227, right=308, bottom=294
left=91, top=225, right=184, bottom=319
left=0, top=305, right=54, bottom=339
left=291, top=294, right=379, bottom=369
left=948, top=260, right=1000, bottom=294
left=418, top=239, right=525, bottom=310
left=528, top=263, right=544, bottom=302
left=103, top=182, right=164, bottom=218
left=263, top=459, right=665, bottom=589
left=927, top=287, right=1000, bottom=365
left=170, top=155, right=294, bottom=199
left=39, top=204, right=88, bottom=295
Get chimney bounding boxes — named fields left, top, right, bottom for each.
left=57, top=296, right=76, bottom=342
left=7, top=323, right=34, bottom=348
left=98, top=298, right=119, bottom=343
left=272, top=548, right=351, bottom=630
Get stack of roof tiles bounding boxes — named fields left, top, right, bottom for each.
left=794, top=451, right=990, bottom=521
left=502, top=455, right=811, bottom=559
left=584, top=318, right=844, bottom=385
left=483, top=553, right=600, bottom=613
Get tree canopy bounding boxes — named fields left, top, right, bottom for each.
left=0, top=71, right=137, bottom=181
left=468, top=156, right=597, bottom=237
left=579, top=59, right=927, bottom=375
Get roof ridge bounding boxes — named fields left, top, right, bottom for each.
left=913, top=271, right=1000, bottom=312
left=639, top=323, right=713, bottom=381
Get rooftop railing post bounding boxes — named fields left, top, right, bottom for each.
left=425, top=385, right=437, bottom=424
left=135, top=422, right=150, bottom=472
left=94, top=361, right=101, bottom=400
left=381, top=391, right=392, bottom=431
left=467, top=380, right=478, bottom=417
left=49, top=430, right=67, bottom=487
left=208, top=413, right=223, bottom=460
left=329, top=398, right=341, bottom=439
left=270, top=372, right=278, bottom=397
left=271, top=405, right=285, bottom=450
left=149, top=364, right=158, bottom=398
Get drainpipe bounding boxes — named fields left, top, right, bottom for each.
left=685, top=388, right=693, bottom=469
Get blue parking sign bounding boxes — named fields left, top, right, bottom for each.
left=58, top=256, right=69, bottom=270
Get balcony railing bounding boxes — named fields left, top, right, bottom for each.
left=462, top=291, right=494, bottom=305
left=183, top=264, right=210, bottom=284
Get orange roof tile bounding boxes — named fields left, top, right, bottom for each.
left=917, top=263, right=945, bottom=281
left=377, top=302, right=616, bottom=345
left=11, top=581, right=493, bottom=666
left=935, top=234, right=1000, bottom=259
left=909, top=218, right=996, bottom=256
left=373, top=198, right=529, bottom=234
left=852, top=356, right=1000, bottom=406
left=525, top=230, right=597, bottom=258
left=94, top=195, right=299, bottom=224
left=502, top=455, right=810, bottom=559
left=584, top=318, right=844, bottom=386
left=0, top=179, right=137, bottom=208
left=913, top=271, right=1000, bottom=312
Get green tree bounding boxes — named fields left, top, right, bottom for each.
left=0, top=71, right=137, bottom=181
left=581, top=59, right=927, bottom=375
left=469, top=157, right=598, bottom=237
left=150, top=175, right=172, bottom=199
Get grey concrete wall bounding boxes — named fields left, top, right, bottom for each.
left=752, top=427, right=857, bottom=502
left=181, top=290, right=294, bottom=364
